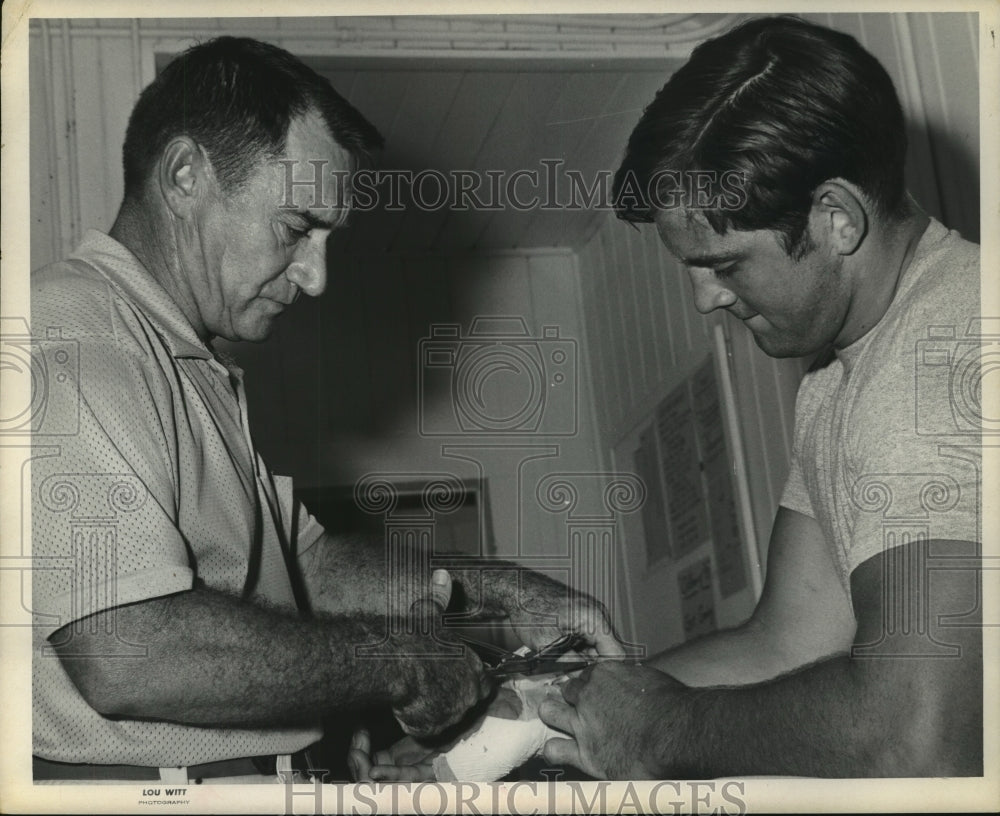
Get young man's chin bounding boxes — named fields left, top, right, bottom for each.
left=747, top=325, right=803, bottom=359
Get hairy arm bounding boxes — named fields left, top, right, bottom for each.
left=648, top=508, right=856, bottom=686
left=53, top=586, right=488, bottom=737
left=543, top=537, right=983, bottom=778
left=297, top=531, right=621, bottom=654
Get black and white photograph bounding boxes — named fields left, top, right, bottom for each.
left=1, top=1, right=997, bottom=813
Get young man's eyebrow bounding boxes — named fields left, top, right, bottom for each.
left=681, top=251, right=742, bottom=267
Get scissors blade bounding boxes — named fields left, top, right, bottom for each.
left=486, top=656, right=592, bottom=681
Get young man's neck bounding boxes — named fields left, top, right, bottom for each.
left=839, top=202, right=929, bottom=347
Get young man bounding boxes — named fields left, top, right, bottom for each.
left=538, top=15, right=982, bottom=778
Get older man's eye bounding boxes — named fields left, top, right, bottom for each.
left=281, top=224, right=309, bottom=245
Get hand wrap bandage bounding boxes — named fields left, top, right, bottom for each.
left=432, top=675, right=566, bottom=782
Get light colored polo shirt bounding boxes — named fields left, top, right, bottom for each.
left=31, top=230, right=325, bottom=766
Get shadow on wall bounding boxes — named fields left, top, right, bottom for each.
left=905, top=115, right=980, bottom=244
left=223, top=240, right=506, bottom=484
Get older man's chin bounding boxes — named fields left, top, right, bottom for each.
left=237, top=302, right=289, bottom=343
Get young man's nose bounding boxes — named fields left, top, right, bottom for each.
left=688, top=267, right=737, bottom=314
left=286, top=236, right=328, bottom=297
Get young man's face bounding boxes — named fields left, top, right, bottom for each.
left=190, top=110, right=351, bottom=343
left=655, top=208, right=852, bottom=358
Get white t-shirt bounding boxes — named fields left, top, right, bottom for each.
left=780, top=218, right=981, bottom=595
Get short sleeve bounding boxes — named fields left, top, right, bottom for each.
left=272, top=473, right=325, bottom=554
left=31, top=323, right=194, bottom=638
left=779, top=449, right=815, bottom=519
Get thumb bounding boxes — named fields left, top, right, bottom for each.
left=428, top=568, right=452, bottom=611
left=409, top=569, right=452, bottom=618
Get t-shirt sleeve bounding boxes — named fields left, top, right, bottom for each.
left=31, top=317, right=194, bottom=639
left=844, top=388, right=980, bottom=571
left=841, top=279, right=981, bottom=572
left=779, top=447, right=815, bottom=519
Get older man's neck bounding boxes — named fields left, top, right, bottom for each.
left=109, top=198, right=211, bottom=343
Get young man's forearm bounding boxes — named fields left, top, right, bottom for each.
left=648, top=644, right=982, bottom=778
left=647, top=617, right=850, bottom=688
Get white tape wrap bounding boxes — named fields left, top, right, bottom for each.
left=432, top=676, right=565, bottom=782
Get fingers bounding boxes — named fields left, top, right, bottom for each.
left=347, top=729, right=373, bottom=781
left=591, top=627, right=628, bottom=658
left=351, top=727, right=371, bottom=755
left=538, top=698, right=577, bottom=736
left=347, top=747, right=372, bottom=781
left=542, top=735, right=583, bottom=770
left=561, top=674, right=586, bottom=705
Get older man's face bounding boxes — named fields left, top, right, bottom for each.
left=190, top=111, right=350, bottom=342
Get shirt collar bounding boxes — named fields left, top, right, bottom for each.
left=71, top=230, right=213, bottom=361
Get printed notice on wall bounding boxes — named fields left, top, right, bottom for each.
left=691, top=358, right=748, bottom=598
left=655, top=383, right=708, bottom=558
left=632, top=355, right=748, bottom=598
left=633, top=426, right=672, bottom=567
left=677, top=557, right=717, bottom=640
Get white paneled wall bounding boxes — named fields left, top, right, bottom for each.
left=802, top=12, right=980, bottom=242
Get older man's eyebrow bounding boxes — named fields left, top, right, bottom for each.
left=288, top=209, right=341, bottom=231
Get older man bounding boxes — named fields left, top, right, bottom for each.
left=31, top=36, right=617, bottom=783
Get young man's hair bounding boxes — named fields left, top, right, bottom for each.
left=613, top=16, right=907, bottom=254
left=122, top=36, right=384, bottom=196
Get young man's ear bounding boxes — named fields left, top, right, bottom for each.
left=810, top=179, right=869, bottom=255
left=157, top=137, right=213, bottom=218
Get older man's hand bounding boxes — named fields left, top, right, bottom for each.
left=507, top=571, right=627, bottom=659
left=349, top=686, right=523, bottom=782
left=387, top=569, right=493, bottom=738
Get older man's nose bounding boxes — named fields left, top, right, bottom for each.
left=287, top=237, right=328, bottom=297
left=688, top=267, right=737, bottom=315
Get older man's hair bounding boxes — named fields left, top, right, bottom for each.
left=121, top=36, right=384, bottom=196
left=613, top=16, right=908, bottom=255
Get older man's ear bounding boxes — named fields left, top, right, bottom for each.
left=157, top=136, right=212, bottom=218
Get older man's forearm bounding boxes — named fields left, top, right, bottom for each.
left=297, top=530, right=557, bottom=620
left=54, top=588, right=412, bottom=727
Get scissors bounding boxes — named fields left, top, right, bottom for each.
left=478, top=633, right=594, bottom=681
